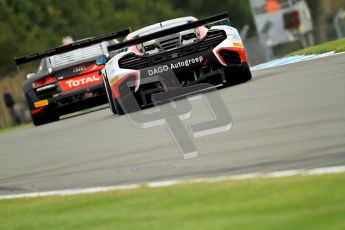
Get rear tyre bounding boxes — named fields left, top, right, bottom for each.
left=103, top=75, right=117, bottom=115
left=224, top=64, right=252, bottom=86
left=114, top=94, right=142, bottom=115
left=114, top=84, right=141, bottom=116
left=114, top=99, right=124, bottom=115
left=31, top=113, right=59, bottom=126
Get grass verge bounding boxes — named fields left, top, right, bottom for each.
left=0, top=123, right=32, bottom=134
left=289, top=37, right=345, bottom=56
left=0, top=173, right=344, bottom=230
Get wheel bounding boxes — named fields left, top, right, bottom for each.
left=114, top=98, right=124, bottom=115
left=114, top=92, right=143, bottom=116
left=103, top=75, right=117, bottom=115
left=224, top=64, right=252, bottom=86
left=31, top=112, right=59, bottom=126
left=107, top=75, right=141, bottom=116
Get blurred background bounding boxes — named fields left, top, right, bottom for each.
left=1, top=0, right=345, bottom=128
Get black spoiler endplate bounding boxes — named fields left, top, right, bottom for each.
left=15, top=28, right=131, bottom=65
left=107, top=12, right=229, bottom=52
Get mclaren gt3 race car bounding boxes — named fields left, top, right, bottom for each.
left=99, top=13, right=252, bottom=115
left=15, top=29, right=130, bottom=126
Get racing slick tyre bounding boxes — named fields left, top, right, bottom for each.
left=114, top=78, right=142, bottom=116
left=103, top=75, right=117, bottom=115
left=113, top=95, right=141, bottom=116
left=114, top=99, right=124, bottom=115
left=31, top=112, right=59, bottom=126
left=223, top=63, right=252, bottom=87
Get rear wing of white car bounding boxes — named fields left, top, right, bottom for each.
left=107, top=12, right=230, bottom=52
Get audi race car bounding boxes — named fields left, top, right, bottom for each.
left=99, top=13, right=252, bottom=115
left=15, top=29, right=130, bottom=126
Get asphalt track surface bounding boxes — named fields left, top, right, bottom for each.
left=1, top=54, right=345, bottom=195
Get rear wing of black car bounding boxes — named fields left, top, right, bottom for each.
left=14, top=28, right=131, bottom=65
left=107, top=12, right=229, bottom=52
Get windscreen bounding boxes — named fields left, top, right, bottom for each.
left=48, top=43, right=106, bottom=68
left=128, top=17, right=196, bottom=40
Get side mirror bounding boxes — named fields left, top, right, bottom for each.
left=96, top=55, right=107, bottom=66
left=26, top=73, right=35, bottom=79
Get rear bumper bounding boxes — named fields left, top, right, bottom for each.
left=117, top=47, right=248, bottom=89
left=114, top=59, right=250, bottom=108
left=26, top=83, right=106, bottom=116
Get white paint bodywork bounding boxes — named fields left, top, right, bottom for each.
left=103, top=24, right=244, bottom=93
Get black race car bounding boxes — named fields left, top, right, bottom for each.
left=15, top=29, right=130, bottom=126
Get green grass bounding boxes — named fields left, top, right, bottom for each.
left=0, top=123, right=32, bottom=134
left=289, top=38, right=345, bottom=56
left=0, top=173, right=344, bottom=230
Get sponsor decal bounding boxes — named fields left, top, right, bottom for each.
left=231, top=35, right=244, bottom=48
left=148, top=66, right=169, bottom=76
left=232, top=42, right=243, bottom=48
left=109, top=76, right=120, bottom=86
left=110, top=69, right=116, bottom=76
left=59, top=73, right=102, bottom=91
left=34, top=99, right=49, bottom=108
left=147, top=56, right=204, bottom=76
left=231, top=35, right=242, bottom=42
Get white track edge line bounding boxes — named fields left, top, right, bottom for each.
left=251, top=51, right=345, bottom=72
left=1, top=165, right=345, bottom=200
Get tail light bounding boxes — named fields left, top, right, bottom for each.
left=284, top=11, right=301, bottom=29
left=33, top=75, right=57, bottom=88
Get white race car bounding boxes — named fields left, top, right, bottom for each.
left=98, top=13, right=252, bottom=115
